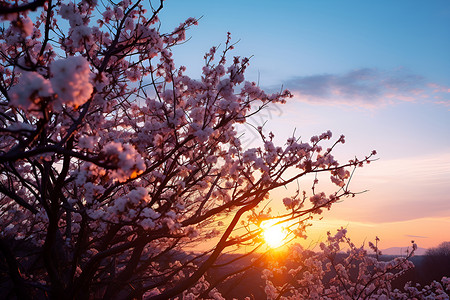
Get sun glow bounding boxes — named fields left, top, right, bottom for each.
left=261, top=220, right=287, bottom=248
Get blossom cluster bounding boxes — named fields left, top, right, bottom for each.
left=262, top=229, right=450, bottom=300
left=8, top=56, right=92, bottom=115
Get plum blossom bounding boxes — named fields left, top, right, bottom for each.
left=193, top=127, right=213, bottom=142
left=8, top=72, right=53, bottom=113
left=70, top=25, right=93, bottom=50
left=263, top=229, right=449, bottom=299
left=101, top=142, right=145, bottom=182
left=141, top=207, right=160, bottom=219
left=283, top=197, right=300, bottom=209
left=310, top=192, right=328, bottom=207
left=140, top=218, right=156, bottom=230
left=78, top=136, right=96, bottom=149
left=50, top=56, right=93, bottom=108
left=18, top=16, right=34, bottom=37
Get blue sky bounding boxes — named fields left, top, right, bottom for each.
left=160, top=0, right=450, bottom=83
left=159, top=0, right=450, bottom=248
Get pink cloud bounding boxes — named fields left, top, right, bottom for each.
left=284, top=68, right=450, bottom=108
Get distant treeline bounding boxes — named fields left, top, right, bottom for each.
left=205, top=252, right=450, bottom=299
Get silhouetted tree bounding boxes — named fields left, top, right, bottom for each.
left=0, top=1, right=448, bottom=299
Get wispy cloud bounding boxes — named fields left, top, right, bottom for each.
left=405, top=234, right=429, bottom=239
left=343, top=151, right=450, bottom=223
left=284, top=68, right=450, bottom=108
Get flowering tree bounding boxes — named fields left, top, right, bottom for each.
left=261, top=230, right=450, bottom=300
left=1, top=0, right=447, bottom=299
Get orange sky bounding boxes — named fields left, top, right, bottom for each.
left=160, top=0, right=450, bottom=251
left=263, top=150, right=450, bottom=250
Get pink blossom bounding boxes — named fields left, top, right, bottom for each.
left=50, top=56, right=93, bottom=108
left=8, top=72, right=53, bottom=113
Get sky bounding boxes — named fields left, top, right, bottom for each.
left=158, top=0, right=450, bottom=249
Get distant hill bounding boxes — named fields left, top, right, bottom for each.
left=381, top=246, right=427, bottom=256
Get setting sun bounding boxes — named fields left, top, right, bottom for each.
left=261, top=220, right=287, bottom=248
